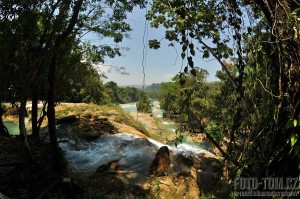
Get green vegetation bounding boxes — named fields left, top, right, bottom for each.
left=147, top=0, right=300, bottom=188
left=136, top=93, right=152, bottom=113
left=104, top=81, right=144, bottom=104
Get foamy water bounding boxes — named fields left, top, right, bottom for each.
left=59, top=133, right=212, bottom=172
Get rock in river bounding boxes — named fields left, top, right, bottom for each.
left=149, top=146, right=170, bottom=176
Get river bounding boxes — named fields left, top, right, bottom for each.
left=3, top=102, right=212, bottom=173
left=59, top=101, right=212, bottom=172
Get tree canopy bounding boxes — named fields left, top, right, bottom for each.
left=147, top=0, right=300, bottom=180
left=0, top=0, right=146, bottom=169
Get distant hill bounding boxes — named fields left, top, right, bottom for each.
left=145, top=83, right=162, bottom=99
left=118, top=84, right=161, bottom=99
left=119, top=85, right=149, bottom=89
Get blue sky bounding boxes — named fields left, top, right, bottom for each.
left=85, top=7, right=221, bottom=85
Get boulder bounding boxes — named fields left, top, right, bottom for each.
left=91, top=117, right=115, bottom=134
left=196, top=157, right=222, bottom=195
left=126, top=138, right=155, bottom=150
left=149, top=146, right=170, bottom=176
left=174, top=153, right=194, bottom=167
left=171, top=153, right=194, bottom=176
left=118, top=138, right=158, bottom=176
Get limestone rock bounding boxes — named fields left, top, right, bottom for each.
left=196, top=157, right=222, bottom=195
left=128, top=138, right=153, bottom=148
left=96, top=160, right=119, bottom=173
left=171, top=153, right=194, bottom=176
left=56, top=115, right=78, bottom=124
left=91, top=117, right=115, bottom=134
left=174, top=153, right=194, bottom=167
left=149, top=146, right=170, bottom=176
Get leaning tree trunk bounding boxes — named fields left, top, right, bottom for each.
left=46, top=0, right=83, bottom=174
left=19, top=97, right=32, bottom=156
left=257, top=0, right=300, bottom=178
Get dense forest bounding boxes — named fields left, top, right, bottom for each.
left=0, top=0, right=300, bottom=198
left=147, top=0, right=300, bottom=179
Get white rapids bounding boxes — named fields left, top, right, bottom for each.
left=59, top=132, right=213, bottom=173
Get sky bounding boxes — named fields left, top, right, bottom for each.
left=84, top=7, right=222, bottom=86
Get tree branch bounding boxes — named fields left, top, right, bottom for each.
left=198, top=40, right=239, bottom=89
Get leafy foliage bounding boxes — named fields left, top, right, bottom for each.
left=136, top=92, right=152, bottom=113
left=104, top=81, right=143, bottom=104
left=148, top=0, right=300, bottom=185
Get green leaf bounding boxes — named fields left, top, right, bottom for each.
left=287, top=119, right=295, bottom=128
left=148, top=40, right=161, bottom=49
left=244, top=67, right=252, bottom=76
left=190, top=49, right=195, bottom=56
left=203, top=50, right=210, bottom=58
left=191, top=68, right=196, bottom=76
left=294, top=119, right=298, bottom=127
left=291, top=133, right=299, bottom=147
left=187, top=56, right=194, bottom=68
left=184, top=66, right=188, bottom=73
left=183, top=113, right=189, bottom=121
left=189, top=32, right=195, bottom=38
left=181, top=52, right=186, bottom=59
left=247, top=27, right=252, bottom=34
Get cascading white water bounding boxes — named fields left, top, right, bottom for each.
left=59, top=101, right=212, bottom=173
left=59, top=132, right=213, bottom=173
left=59, top=133, right=136, bottom=172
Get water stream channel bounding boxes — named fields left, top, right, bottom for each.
left=59, top=101, right=212, bottom=173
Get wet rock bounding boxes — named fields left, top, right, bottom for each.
left=118, top=138, right=158, bottom=176
left=91, top=117, right=115, bottom=134
left=96, top=160, right=119, bottom=173
left=171, top=153, right=194, bottom=176
left=56, top=115, right=78, bottom=124
left=150, top=146, right=170, bottom=176
left=197, top=170, right=219, bottom=193
left=174, top=153, right=194, bottom=167
left=196, top=157, right=222, bottom=195
left=67, top=121, right=103, bottom=141
left=127, top=138, right=154, bottom=149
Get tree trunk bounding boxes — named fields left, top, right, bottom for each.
left=45, top=0, right=83, bottom=174
left=19, top=98, right=27, bottom=141
left=32, top=90, right=39, bottom=142
left=47, top=52, right=61, bottom=173
left=19, top=98, right=32, bottom=156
